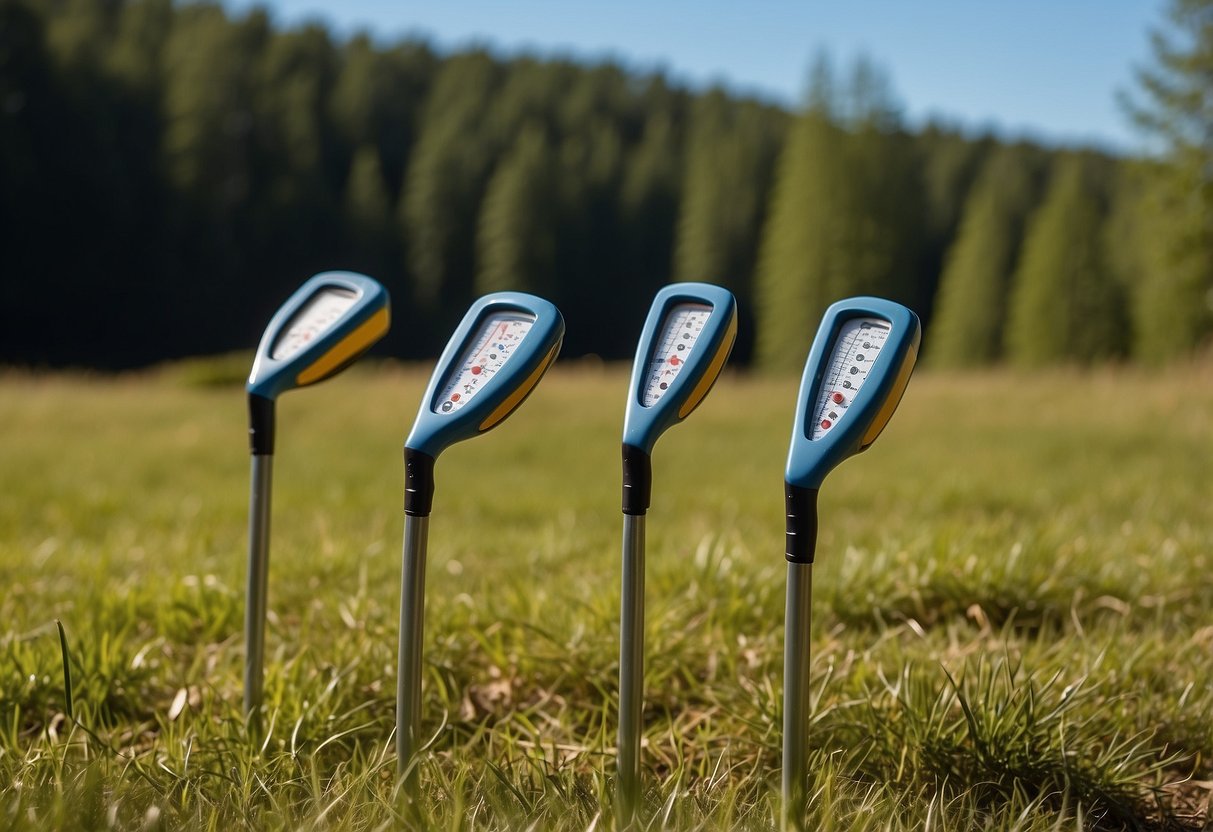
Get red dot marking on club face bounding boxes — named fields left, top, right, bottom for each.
left=821, top=419, right=832, bottom=429
left=668, top=356, right=680, bottom=366
left=471, top=366, right=482, bottom=375
left=832, top=392, right=845, bottom=404
left=451, top=393, right=460, bottom=402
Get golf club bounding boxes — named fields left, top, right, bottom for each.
left=781, top=297, right=920, bottom=830
left=243, top=271, right=390, bottom=720
left=616, top=283, right=738, bottom=826
left=396, top=291, right=564, bottom=790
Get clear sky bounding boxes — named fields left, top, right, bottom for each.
left=223, top=0, right=1164, bottom=152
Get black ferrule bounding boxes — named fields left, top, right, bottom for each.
left=785, top=484, right=819, bottom=564
left=621, top=444, right=652, bottom=516
left=248, top=394, right=276, bottom=456
left=404, top=448, right=436, bottom=517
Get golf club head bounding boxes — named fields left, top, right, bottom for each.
left=622, top=283, right=738, bottom=455
left=785, top=296, right=920, bottom=490
left=620, top=282, right=737, bottom=515
left=405, top=292, right=564, bottom=460
left=247, top=271, right=391, bottom=400
left=783, top=297, right=919, bottom=564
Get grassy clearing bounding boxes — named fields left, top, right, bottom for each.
left=0, top=364, right=1210, bottom=830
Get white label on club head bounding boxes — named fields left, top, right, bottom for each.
left=811, top=317, right=892, bottom=440
left=641, top=303, right=713, bottom=406
left=435, top=313, right=536, bottom=414
left=271, top=287, right=359, bottom=360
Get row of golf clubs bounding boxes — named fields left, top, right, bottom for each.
left=243, top=271, right=921, bottom=829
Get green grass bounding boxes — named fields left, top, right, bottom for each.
left=0, top=364, right=1210, bottom=830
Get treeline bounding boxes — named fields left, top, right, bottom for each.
left=1, top=0, right=1209, bottom=369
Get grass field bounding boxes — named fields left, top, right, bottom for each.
left=1, top=363, right=1211, bottom=830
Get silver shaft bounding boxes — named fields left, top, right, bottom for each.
left=616, top=513, right=646, bottom=827
left=396, top=514, right=430, bottom=787
left=782, top=561, right=814, bottom=831
left=244, top=453, right=274, bottom=719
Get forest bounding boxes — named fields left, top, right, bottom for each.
left=1, top=0, right=1210, bottom=369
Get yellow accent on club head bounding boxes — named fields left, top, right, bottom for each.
left=859, top=328, right=919, bottom=449
left=478, top=341, right=561, bottom=432
left=677, top=309, right=737, bottom=419
left=295, top=306, right=390, bottom=387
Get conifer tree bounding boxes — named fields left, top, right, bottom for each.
left=401, top=51, right=500, bottom=310
left=755, top=56, right=923, bottom=371
left=105, top=0, right=172, bottom=90
left=928, top=146, right=1040, bottom=367
left=161, top=5, right=266, bottom=206
left=756, top=57, right=843, bottom=371
left=1005, top=155, right=1128, bottom=365
left=331, top=35, right=434, bottom=207
left=339, top=143, right=395, bottom=282
left=1121, top=0, right=1213, bottom=360
left=620, top=111, right=681, bottom=295
left=344, top=145, right=390, bottom=239
left=675, top=91, right=784, bottom=360
left=754, top=109, right=843, bottom=371
left=475, top=126, right=556, bottom=297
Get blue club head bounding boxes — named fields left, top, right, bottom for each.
left=785, top=297, right=920, bottom=491
left=247, top=272, right=390, bottom=401
left=621, top=283, right=738, bottom=456
left=405, top=292, right=564, bottom=460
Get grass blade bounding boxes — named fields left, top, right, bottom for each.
left=55, top=619, right=73, bottom=721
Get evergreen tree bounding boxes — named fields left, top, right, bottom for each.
left=330, top=35, right=383, bottom=148
left=917, top=123, right=992, bottom=252
left=915, top=123, right=995, bottom=322
left=38, top=0, right=120, bottom=71
left=372, top=41, right=436, bottom=203
left=161, top=5, right=266, bottom=205
left=754, top=107, right=843, bottom=371
left=401, top=51, right=501, bottom=313
left=475, top=126, right=557, bottom=297
left=1005, top=155, right=1128, bottom=365
left=343, top=143, right=392, bottom=269
left=105, top=0, right=172, bottom=89
left=331, top=35, right=434, bottom=205
left=755, top=55, right=923, bottom=371
left=550, top=101, right=628, bottom=356
left=1121, top=0, right=1213, bottom=360
left=251, top=24, right=342, bottom=275
left=620, top=110, right=681, bottom=298
left=675, top=91, right=784, bottom=360
left=345, top=144, right=390, bottom=225
left=842, top=99, right=926, bottom=312
left=1101, top=162, right=1155, bottom=356
left=927, top=145, right=1041, bottom=367
left=1118, top=164, right=1209, bottom=361
left=485, top=56, right=576, bottom=144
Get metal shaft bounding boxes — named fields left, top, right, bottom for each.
left=782, top=561, right=814, bottom=831
left=617, top=512, right=646, bottom=827
left=244, top=453, right=274, bottom=719
left=397, top=514, right=430, bottom=787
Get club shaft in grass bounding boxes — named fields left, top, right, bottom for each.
left=392, top=293, right=563, bottom=803
left=244, top=453, right=273, bottom=718
left=782, top=561, right=813, bottom=831
left=780, top=298, right=918, bottom=827
left=243, top=272, right=391, bottom=722
left=617, top=513, right=646, bottom=825
left=614, top=284, right=736, bottom=825
left=397, top=514, right=429, bottom=789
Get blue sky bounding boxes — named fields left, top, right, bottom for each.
left=224, top=0, right=1164, bottom=151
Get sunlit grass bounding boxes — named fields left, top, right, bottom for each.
left=0, top=364, right=1210, bottom=829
